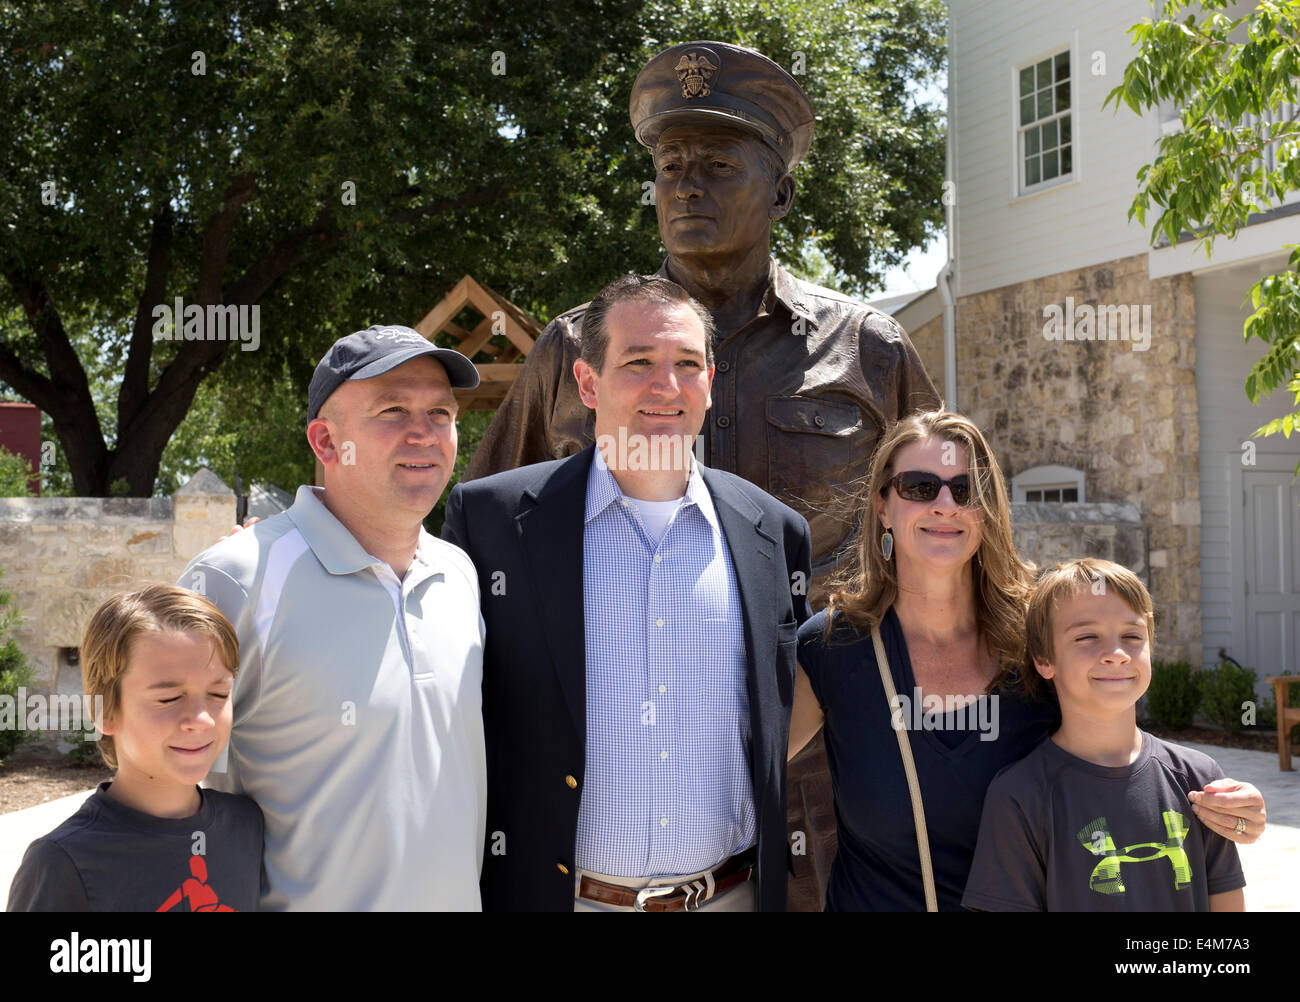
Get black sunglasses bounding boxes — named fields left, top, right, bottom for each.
left=881, top=470, right=973, bottom=506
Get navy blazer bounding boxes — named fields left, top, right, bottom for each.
left=443, top=445, right=812, bottom=911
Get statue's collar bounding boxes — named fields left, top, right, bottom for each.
left=654, top=257, right=818, bottom=333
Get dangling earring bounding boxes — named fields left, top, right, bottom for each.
left=881, top=528, right=894, bottom=561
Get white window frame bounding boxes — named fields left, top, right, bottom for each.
left=1012, top=464, right=1086, bottom=503
left=1012, top=43, right=1077, bottom=197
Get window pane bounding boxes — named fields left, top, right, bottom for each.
left=1027, top=490, right=1042, bottom=502
left=1055, top=50, right=1070, bottom=80
left=1044, top=149, right=1059, bottom=179
left=1038, top=87, right=1052, bottom=119
left=1037, top=59, right=1051, bottom=90
left=1026, top=156, right=1041, bottom=186
left=1045, top=489, right=1061, bottom=502
left=1043, top=119, right=1058, bottom=149
left=1063, top=487, right=1078, bottom=502
left=1056, top=81, right=1070, bottom=111
left=1020, top=66, right=1035, bottom=97
left=1021, top=95, right=1038, bottom=126
left=1025, top=128, right=1040, bottom=155
left=1061, top=144, right=1072, bottom=174
left=1061, top=115, right=1071, bottom=143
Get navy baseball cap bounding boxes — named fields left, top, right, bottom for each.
left=308, top=325, right=480, bottom=420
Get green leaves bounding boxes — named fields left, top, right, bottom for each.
left=1114, top=1, right=1300, bottom=448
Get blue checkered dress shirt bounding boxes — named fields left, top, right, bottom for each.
left=574, top=449, right=755, bottom=877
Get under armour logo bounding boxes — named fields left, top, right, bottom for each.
left=1076, top=811, right=1192, bottom=895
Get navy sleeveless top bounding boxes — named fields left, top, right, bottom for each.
left=797, top=605, right=1059, bottom=911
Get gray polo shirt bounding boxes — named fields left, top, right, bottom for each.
left=180, top=486, right=486, bottom=911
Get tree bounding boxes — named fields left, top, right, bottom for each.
left=1, top=0, right=946, bottom=496
left=1106, top=0, right=1300, bottom=467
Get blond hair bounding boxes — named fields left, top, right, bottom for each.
left=80, top=584, right=239, bottom=769
left=1025, top=558, right=1155, bottom=688
left=825, top=410, right=1037, bottom=693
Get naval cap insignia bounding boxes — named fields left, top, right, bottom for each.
left=675, top=50, right=718, bottom=99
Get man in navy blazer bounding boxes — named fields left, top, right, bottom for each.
left=443, top=274, right=812, bottom=911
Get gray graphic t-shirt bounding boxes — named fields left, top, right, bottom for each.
left=7, top=782, right=263, bottom=912
left=962, top=731, right=1244, bottom=911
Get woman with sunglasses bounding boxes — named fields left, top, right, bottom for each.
left=788, top=409, right=1267, bottom=911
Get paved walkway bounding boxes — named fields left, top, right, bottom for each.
left=0, top=743, right=1295, bottom=909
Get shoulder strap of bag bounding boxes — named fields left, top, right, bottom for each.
left=870, top=622, right=939, bottom=912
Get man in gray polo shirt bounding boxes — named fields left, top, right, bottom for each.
left=179, top=326, right=486, bottom=910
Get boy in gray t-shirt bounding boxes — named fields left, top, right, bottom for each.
left=6, top=586, right=262, bottom=912
left=8, top=781, right=262, bottom=911
left=962, top=559, right=1245, bottom=912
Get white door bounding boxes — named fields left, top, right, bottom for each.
left=1243, top=468, right=1300, bottom=675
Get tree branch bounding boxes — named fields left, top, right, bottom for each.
left=0, top=259, right=98, bottom=421
left=118, top=206, right=173, bottom=432
left=197, top=171, right=256, bottom=304
left=0, top=337, right=59, bottom=410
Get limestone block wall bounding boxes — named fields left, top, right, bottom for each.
left=908, top=313, right=947, bottom=404
left=1011, top=500, right=1147, bottom=581
left=0, top=470, right=235, bottom=698
left=958, top=252, right=1201, bottom=662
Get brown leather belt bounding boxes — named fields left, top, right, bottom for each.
left=577, top=849, right=756, bottom=912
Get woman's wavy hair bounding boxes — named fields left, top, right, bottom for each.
left=824, top=409, right=1040, bottom=694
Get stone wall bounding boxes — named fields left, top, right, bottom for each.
left=0, top=469, right=235, bottom=698
left=957, top=252, right=1201, bottom=662
left=1011, top=500, right=1147, bottom=580
left=909, top=313, right=947, bottom=404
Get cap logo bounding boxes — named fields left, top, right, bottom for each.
left=675, top=50, right=718, bottom=98
left=373, top=329, right=426, bottom=346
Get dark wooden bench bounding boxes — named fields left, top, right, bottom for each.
left=1265, top=675, right=1300, bottom=771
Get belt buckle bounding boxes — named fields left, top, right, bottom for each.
left=633, top=884, right=676, bottom=912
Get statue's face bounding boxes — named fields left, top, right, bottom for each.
left=652, top=125, right=783, bottom=262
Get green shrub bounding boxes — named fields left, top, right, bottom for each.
left=1196, top=660, right=1258, bottom=733
left=0, top=565, right=37, bottom=766
left=0, top=445, right=35, bottom=498
left=61, top=725, right=103, bottom=767
left=1146, top=659, right=1200, bottom=728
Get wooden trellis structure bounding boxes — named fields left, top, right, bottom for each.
left=414, top=275, right=542, bottom=411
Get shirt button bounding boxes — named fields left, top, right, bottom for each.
left=660, top=818, right=669, bottom=827
left=660, top=750, right=668, bottom=760
left=717, top=415, right=730, bottom=428
left=717, top=360, right=730, bottom=373
left=656, top=618, right=664, bottom=628
left=556, top=863, right=570, bottom=875
left=653, top=554, right=663, bottom=563
left=658, top=684, right=667, bottom=694
left=565, top=774, right=578, bottom=789
left=814, top=414, right=825, bottom=428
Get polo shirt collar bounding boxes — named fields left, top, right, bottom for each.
left=584, top=445, right=720, bottom=532
left=655, top=257, right=817, bottom=334
left=287, top=485, right=444, bottom=580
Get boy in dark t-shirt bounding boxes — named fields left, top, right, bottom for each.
left=962, top=559, right=1244, bottom=912
left=7, top=585, right=262, bottom=912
